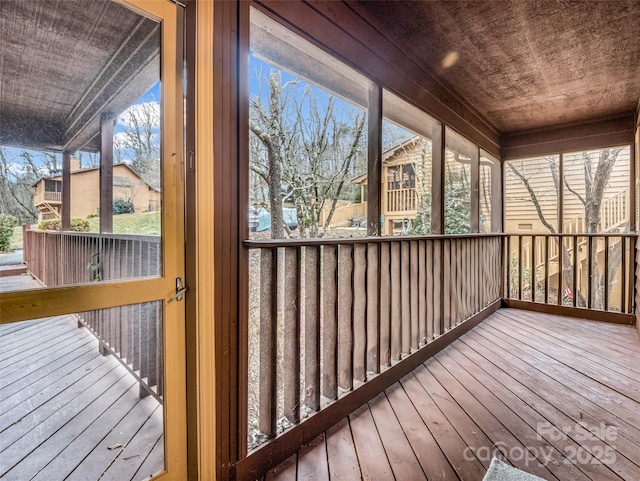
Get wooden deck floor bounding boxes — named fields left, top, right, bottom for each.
left=0, top=314, right=164, bottom=481
left=263, top=309, right=640, bottom=481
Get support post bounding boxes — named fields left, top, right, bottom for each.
left=431, top=124, right=444, bottom=234
left=470, top=147, right=480, bottom=232
left=61, top=151, right=71, bottom=232
left=367, top=86, right=382, bottom=236
left=100, top=113, right=114, bottom=233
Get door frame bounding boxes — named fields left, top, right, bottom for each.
left=0, top=0, right=187, bottom=478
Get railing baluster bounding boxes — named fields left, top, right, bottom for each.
left=337, top=244, right=353, bottom=391
left=573, top=235, right=578, bottom=308
left=557, top=236, right=563, bottom=306
left=604, top=236, right=609, bottom=312
left=425, top=240, right=434, bottom=341
left=304, top=246, right=321, bottom=412
left=443, top=239, right=451, bottom=332
left=518, top=235, right=523, bottom=300
left=366, top=243, right=380, bottom=374
left=587, top=236, right=592, bottom=309
left=401, top=241, right=410, bottom=355
left=531, top=235, right=536, bottom=302
left=352, top=244, right=366, bottom=382
left=410, top=240, right=419, bottom=350
left=620, top=236, right=626, bottom=313
left=322, top=245, right=338, bottom=400
left=544, top=236, right=549, bottom=304
left=417, top=240, right=426, bottom=345
left=390, top=242, right=401, bottom=361
left=379, top=243, right=391, bottom=367
left=258, top=248, right=276, bottom=435
left=283, top=246, right=301, bottom=424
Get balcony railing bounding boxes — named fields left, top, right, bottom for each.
left=244, top=234, right=503, bottom=454
left=22, top=227, right=163, bottom=400
left=34, top=190, right=62, bottom=205
left=386, top=188, right=416, bottom=213
left=505, top=233, right=636, bottom=318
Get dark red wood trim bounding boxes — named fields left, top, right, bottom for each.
left=213, top=1, right=242, bottom=479
left=99, top=113, right=114, bottom=233
left=235, top=299, right=502, bottom=480
left=502, top=299, right=636, bottom=326
left=502, top=112, right=635, bottom=160
left=367, top=85, right=382, bottom=236
left=244, top=233, right=507, bottom=249
left=61, top=152, right=71, bottom=231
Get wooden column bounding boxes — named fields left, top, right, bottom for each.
left=492, top=158, right=503, bottom=233
left=431, top=124, right=444, bottom=234
left=100, top=113, right=114, bottom=233
left=367, top=86, right=382, bottom=236
left=61, top=151, right=71, bottom=231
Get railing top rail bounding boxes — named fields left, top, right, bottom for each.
left=27, top=229, right=161, bottom=243
left=244, top=232, right=506, bottom=248
left=505, top=232, right=637, bottom=238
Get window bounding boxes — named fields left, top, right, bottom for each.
left=444, top=128, right=475, bottom=234
left=249, top=8, right=371, bottom=240
left=382, top=90, right=440, bottom=235
left=505, top=156, right=559, bottom=234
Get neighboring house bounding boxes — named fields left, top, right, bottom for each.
left=33, top=159, right=161, bottom=223
left=341, top=136, right=495, bottom=235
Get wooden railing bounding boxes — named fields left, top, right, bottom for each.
left=22, top=227, right=163, bottom=399
left=600, top=189, right=629, bottom=232
left=318, top=201, right=367, bottom=228
left=387, top=188, right=416, bottom=212
left=245, top=234, right=502, bottom=450
left=505, top=233, right=636, bottom=318
left=34, top=190, right=62, bottom=205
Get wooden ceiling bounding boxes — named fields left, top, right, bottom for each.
left=0, top=0, right=159, bottom=153
left=352, top=0, right=640, bottom=134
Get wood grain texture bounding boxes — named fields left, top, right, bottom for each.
left=261, top=309, right=640, bottom=481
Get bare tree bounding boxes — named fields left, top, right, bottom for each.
left=114, top=96, right=161, bottom=190
left=0, top=147, right=61, bottom=223
left=249, top=69, right=366, bottom=238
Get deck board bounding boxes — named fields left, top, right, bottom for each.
left=265, top=309, right=640, bottom=480
left=0, top=315, right=163, bottom=481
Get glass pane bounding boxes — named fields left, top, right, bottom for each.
left=563, top=146, right=630, bottom=234
left=0, top=1, right=161, bottom=292
left=479, top=151, right=499, bottom=233
left=505, top=156, right=560, bottom=234
left=0, top=301, right=164, bottom=481
left=249, top=8, right=370, bottom=240
left=444, top=128, right=475, bottom=234
left=381, top=91, right=440, bottom=236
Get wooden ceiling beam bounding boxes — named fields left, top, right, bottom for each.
left=502, top=112, right=636, bottom=160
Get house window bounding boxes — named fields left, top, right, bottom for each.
left=44, top=179, right=62, bottom=192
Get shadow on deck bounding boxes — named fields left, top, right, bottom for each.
left=0, top=292, right=164, bottom=481
left=264, top=309, right=640, bottom=481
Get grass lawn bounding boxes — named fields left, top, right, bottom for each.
left=88, top=211, right=161, bottom=235
left=10, top=225, right=29, bottom=250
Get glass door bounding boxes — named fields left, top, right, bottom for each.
left=0, top=0, right=186, bottom=479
